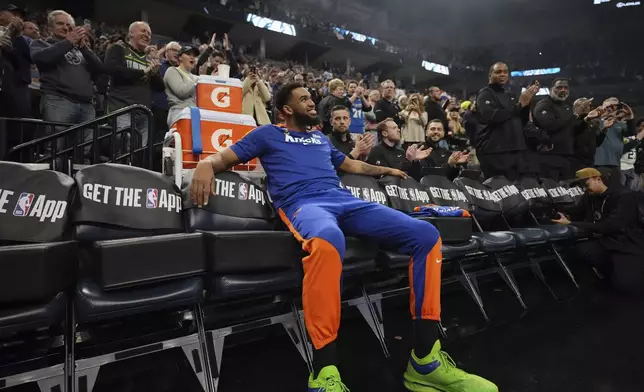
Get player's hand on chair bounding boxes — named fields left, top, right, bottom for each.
left=387, top=168, right=409, bottom=179
left=190, top=160, right=216, bottom=207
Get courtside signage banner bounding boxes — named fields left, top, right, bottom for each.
left=340, top=173, right=388, bottom=205
left=0, top=162, right=74, bottom=242
left=74, top=163, right=183, bottom=231
left=378, top=176, right=432, bottom=212
left=421, top=175, right=470, bottom=210
left=182, top=170, right=273, bottom=221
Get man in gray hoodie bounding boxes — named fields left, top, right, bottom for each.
left=594, top=98, right=636, bottom=188
left=31, top=10, right=102, bottom=126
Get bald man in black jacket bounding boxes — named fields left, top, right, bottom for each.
left=475, top=63, right=538, bottom=180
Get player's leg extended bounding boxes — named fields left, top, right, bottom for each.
left=341, top=201, right=498, bottom=392
left=278, top=204, right=348, bottom=391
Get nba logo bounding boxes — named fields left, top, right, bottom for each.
left=146, top=188, right=158, bottom=208
left=13, top=192, right=34, bottom=217
left=238, top=183, right=248, bottom=200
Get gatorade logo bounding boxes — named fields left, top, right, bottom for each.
left=211, top=87, right=231, bottom=108
left=211, top=129, right=233, bottom=151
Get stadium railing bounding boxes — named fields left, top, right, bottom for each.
left=6, top=105, right=155, bottom=174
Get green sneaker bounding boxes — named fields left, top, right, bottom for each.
left=403, top=340, right=498, bottom=392
left=308, top=365, right=350, bottom=392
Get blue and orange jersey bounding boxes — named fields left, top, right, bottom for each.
left=230, top=124, right=348, bottom=209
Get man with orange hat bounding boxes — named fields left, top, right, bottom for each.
left=552, top=168, right=644, bottom=295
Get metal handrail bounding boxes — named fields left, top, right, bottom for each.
left=7, top=104, right=155, bottom=171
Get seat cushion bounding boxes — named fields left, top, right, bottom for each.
left=442, top=239, right=479, bottom=259
left=83, top=233, right=206, bottom=290
left=472, top=232, right=516, bottom=252
left=343, top=259, right=377, bottom=276
left=0, top=241, right=77, bottom=304
left=209, top=268, right=302, bottom=300
left=569, top=225, right=590, bottom=238
left=201, top=231, right=302, bottom=274
left=377, top=251, right=409, bottom=270
left=378, top=239, right=479, bottom=269
left=345, top=237, right=378, bottom=264
left=540, top=224, right=572, bottom=241
left=510, top=228, right=549, bottom=246
left=416, top=217, right=472, bottom=244
left=75, top=278, right=203, bottom=322
left=0, top=292, right=66, bottom=336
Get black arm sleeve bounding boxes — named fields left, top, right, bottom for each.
left=571, top=193, right=637, bottom=234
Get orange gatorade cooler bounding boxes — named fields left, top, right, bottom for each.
left=170, top=107, right=260, bottom=171
left=195, top=75, right=243, bottom=114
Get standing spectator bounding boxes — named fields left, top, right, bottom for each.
left=594, top=98, right=636, bottom=188
left=619, top=120, right=644, bottom=191
left=0, top=4, right=33, bottom=153
left=241, top=66, right=271, bottom=125
left=446, top=107, right=468, bottom=150
left=151, top=41, right=180, bottom=140
left=374, top=79, right=402, bottom=127
left=31, top=10, right=102, bottom=126
left=571, top=97, right=603, bottom=172
left=317, top=78, right=351, bottom=135
left=346, top=80, right=372, bottom=138
left=195, top=33, right=239, bottom=78
left=293, top=73, right=304, bottom=85
left=22, top=21, right=39, bottom=41
left=364, top=89, right=380, bottom=143
left=532, top=78, right=587, bottom=181
left=305, top=75, right=321, bottom=105
left=103, top=21, right=164, bottom=148
left=164, top=46, right=199, bottom=127
left=400, top=93, right=427, bottom=149
left=475, top=62, right=538, bottom=180
left=424, top=86, right=447, bottom=129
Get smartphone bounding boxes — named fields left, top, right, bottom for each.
left=250, top=65, right=257, bottom=74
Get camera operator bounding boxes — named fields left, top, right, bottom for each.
left=553, top=168, right=644, bottom=295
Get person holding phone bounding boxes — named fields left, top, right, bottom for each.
left=241, top=64, right=272, bottom=125
left=594, top=97, right=636, bottom=188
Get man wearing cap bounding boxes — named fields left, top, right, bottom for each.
left=553, top=168, right=644, bottom=295
left=163, top=46, right=200, bottom=127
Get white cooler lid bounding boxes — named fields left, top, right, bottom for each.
left=174, top=107, right=257, bottom=127
left=197, top=75, right=243, bottom=88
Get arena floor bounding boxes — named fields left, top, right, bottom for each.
left=19, top=263, right=639, bottom=392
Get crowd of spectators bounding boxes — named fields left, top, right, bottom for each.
left=0, top=1, right=643, bottom=298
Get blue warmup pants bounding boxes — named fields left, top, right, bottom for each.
left=278, top=188, right=442, bottom=350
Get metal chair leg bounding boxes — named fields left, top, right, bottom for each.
left=458, top=261, right=489, bottom=322
left=551, top=244, right=579, bottom=289
left=194, top=303, right=215, bottom=392
left=494, top=254, right=528, bottom=309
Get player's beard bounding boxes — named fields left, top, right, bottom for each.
left=293, top=111, right=320, bottom=128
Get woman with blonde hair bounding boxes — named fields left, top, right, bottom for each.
left=446, top=107, right=468, bottom=149
left=400, top=93, right=428, bottom=149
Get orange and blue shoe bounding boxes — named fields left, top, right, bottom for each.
left=308, top=365, right=350, bottom=392
left=404, top=340, right=498, bottom=392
